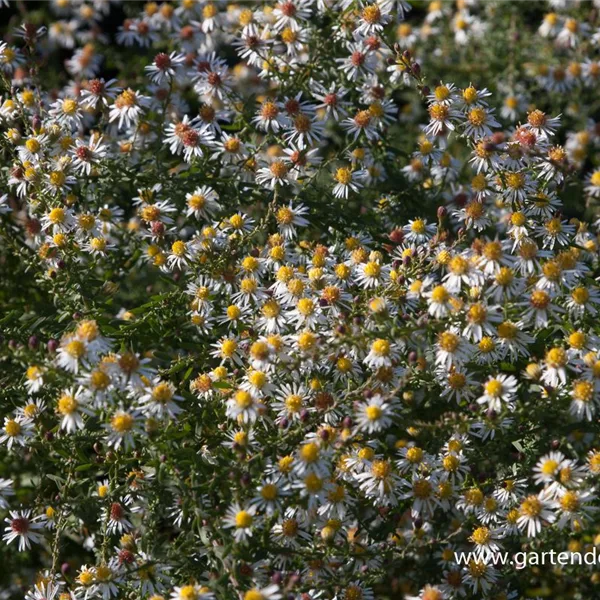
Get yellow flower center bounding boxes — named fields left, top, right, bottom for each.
left=505, top=172, right=525, bottom=190
left=520, top=495, right=542, bottom=517
left=485, top=379, right=503, bottom=397
left=285, top=394, right=303, bottom=413
left=470, top=526, right=490, bottom=545
left=476, top=338, right=494, bottom=356
left=300, top=472, right=322, bottom=494
left=365, top=405, right=382, bottom=421
left=448, top=372, right=466, bottom=389
left=468, top=303, right=487, bottom=324
left=371, top=459, right=391, bottom=479
left=371, top=339, right=390, bottom=356
left=301, top=442, right=320, bottom=463
left=152, top=382, right=174, bottom=403
left=448, top=256, right=468, bottom=275
left=62, top=98, right=78, bottom=114
left=4, top=419, right=21, bottom=437
left=260, top=484, right=278, bottom=501
left=65, top=340, right=85, bottom=358
left=494, top=268, right=513, bottom=288
left=573, top=380, right=594, bottom=402
left=345, top=585, right=363, bottom=600
left=546, top=347, right=567, bottom=368
left=297, top=298, right=314, bottom=316
left=434, top=85, right=450, bottom=101
left=530, top=290, right=550, bottom=309
left=468, top=107, right=486, bottom=126
left=58, top=394, right=78, bottom=415
left=560, top=491, right=579, bottom=512
left=413, top=479, right=433, bottom=498
left=180, top=586, right=197, bottom=600
left=235, top=510, right=253, bottom=528
left=568, top=331, right=586, bottom=349
left=235, top=390, right=253, bottom=408
left=49, top=207, right=66, bottom=224
left=111, top=413, right=134, bottom=433
left=220, top=339, right=238, bottom=357
left=541, top=459, right=559, bottom=475
left=572, top=287, right=589, bottom=305
left=438, top=332, right=459, bottom=352
left=26, top=138, right=41, bottom=153
left=335, top=167, right=352, bottom=185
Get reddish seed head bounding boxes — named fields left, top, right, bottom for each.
left=514, top=127, right=536, bottom=148
left=118, top=549, right=135, bottom=564
left=199, top=105, right=215, bottom=121
left=110, top=502, right=124, bottom=520
left=23, top=23, right=37, bottom=40
left=181, top=129, right=200, bottom=148
left=76, top=146, right=91, bottom=160
left=151, top=221, right=165, bottom=236
left=351, top=51, right=365, bottom=67
left=11, top=517, right=29, bottom=534
left=324, top=93, right=337, bottom=107
left=289, top=150, right=305, bottom=166
left=137, top=21, right=149, bottom=35
left=26, top=218, right=41, bottom=235
left=285, top=98, right=300, bottom=116
left=207, top=72, right=221, bottom=86
left=154, top=53, right=171, bottom=70
left=88, top=79, right=104, bottom=95
left=365, top=36, right=381, bottom=50
left=491, top=131, right=505, bottom=145
left=180, top=25, right=194, bottom=40
left=389, top=229, right=404, bottom=244
left=280, top=1, right=296, bottom=17
left=196, top=60, right=210, bottom=73
left=371, top=85, right=385, bottom=99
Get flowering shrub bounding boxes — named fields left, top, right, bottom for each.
left=3, top=1, right=600, bottom=599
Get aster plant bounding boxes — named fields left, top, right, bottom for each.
left=2, top=2, right=600, bottom=600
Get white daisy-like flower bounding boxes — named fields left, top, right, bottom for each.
left=468, top=524, right=503, bottom=558
left=569, top=379, right=598, bottom=421
left=403, top=218, right=436, bottom=245
left=354, top=394, right=396, bottom=433
left=56, top=387, right=93, bottom=433
left=3, top=509, right=44, bottom=551
left=171, top=585, right=213, bottom=600
left=0, top=416, right=34, bottom=450
left=185, top=186, right=220, bottom=220
left=56, top=336, right=89, bottom=374
left=476, top=374, right=518, bottom=412
left=517, top=491, right=556, bottom=538
left=145, top=51, right=185, bottom=84
left=363, top=338, right=398, bottom=369
left=332, top=166, right=365, bottom=199
left=138, top=378, right=183, bottom=419
left=436, top=329, right=473, bottom=370
left=222, top=503, right=257, bottom=543
left=109, top=88, right=150, bottom=130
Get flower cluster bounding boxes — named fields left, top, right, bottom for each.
left=2, top=1, right=600, bottom=600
